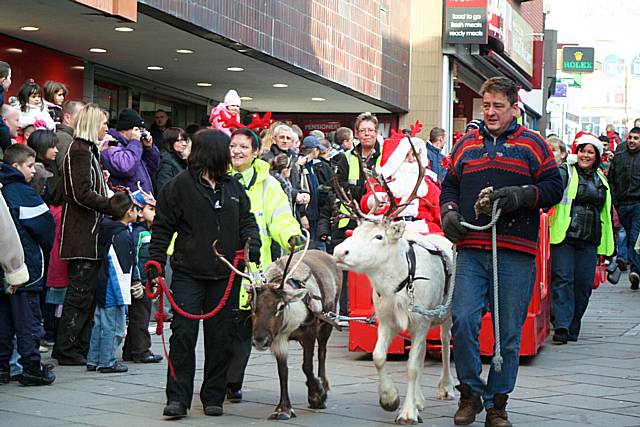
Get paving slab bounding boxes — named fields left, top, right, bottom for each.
left=3, top=274, right=640, bottom=426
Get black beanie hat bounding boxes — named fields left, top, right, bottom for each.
left=116, top=108, right=145, bottom=131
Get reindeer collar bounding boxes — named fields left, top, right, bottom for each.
left=394, top=241, right=430, bottom=293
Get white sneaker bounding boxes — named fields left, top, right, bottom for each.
left=337, top=320, right=349, bottom=328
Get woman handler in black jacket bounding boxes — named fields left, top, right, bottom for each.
left=147, top=129, right=260, bottom=419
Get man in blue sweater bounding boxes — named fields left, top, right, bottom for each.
left=440, top=77, right=562, bottom=427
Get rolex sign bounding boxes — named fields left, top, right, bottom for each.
left=562, top=47, right=595, bottom=73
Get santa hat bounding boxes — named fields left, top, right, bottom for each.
left=223, top=89, right=241, bottom=107
left=378, top=136, right=427, bottom=178
left=567, top=132, right=602, bottom=165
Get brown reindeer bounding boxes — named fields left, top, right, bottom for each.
left=214, top=244, right=342, bottom=420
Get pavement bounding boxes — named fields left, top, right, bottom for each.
left=3, top=274, right=640, bottom=427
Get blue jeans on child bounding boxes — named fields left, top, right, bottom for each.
left=550, top=239, right=597, bottom=339
left=87, top=305, right=126, bottom=368
left=10, top=337, right=22, bottom=376
left=451, top=248, right=536, bottom=410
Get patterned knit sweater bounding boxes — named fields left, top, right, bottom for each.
left=440, top=120, right=562, bottom=255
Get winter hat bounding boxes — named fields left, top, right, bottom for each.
left=572, top=132, right=602, bottom=158
left=302, top=135, right=322, bottom=149
left=116, top=108, right=145, bottom=131
left=378, top=136, right=427, bottom=179
left=223, top=89, right=241, bottom=107
left=131, top=189, right=156, bottom=208
left=465, top=119, right=483, bottom=132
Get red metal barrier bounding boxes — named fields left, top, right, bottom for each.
left=348, top=212, right=551, bottom=357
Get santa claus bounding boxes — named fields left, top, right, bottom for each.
left=360, top=135, right=442, bottom=234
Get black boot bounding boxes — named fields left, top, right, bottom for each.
left=163, top=401, right=187, bottom=418
left=19, top=364, right=56, bottom=386
left=552, top=328, right=568, bottom=345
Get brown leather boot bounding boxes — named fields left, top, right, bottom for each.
left=484, top=394, right=512, bottom=427
left=454, top=384, right=483, bottom=425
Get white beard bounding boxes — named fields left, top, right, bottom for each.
left=386, top=162, right=428, bottom=198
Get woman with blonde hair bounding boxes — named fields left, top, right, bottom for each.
left=53, top=103, right=124, bottom=366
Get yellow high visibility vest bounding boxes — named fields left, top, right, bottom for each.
left=548, top=164, right=614, bottom=256
left=338, top=150, right=382, bottom=228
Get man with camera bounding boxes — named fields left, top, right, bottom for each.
left=101, top=108, right=160, bottom=193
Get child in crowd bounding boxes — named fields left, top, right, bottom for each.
left=122, top=190, right=163, bottom=364
left=86, top=191, right=137, bottom=373
left=43, top=81, right=67, bottom=126
left=269, top=153, right=293, bottom=209
left=17, top=79, right=55, bottom=131
left=547, top=136, right=567, bottom=166
left=0, top=144, right=56, bottom=386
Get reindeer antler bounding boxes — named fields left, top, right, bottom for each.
left=281, top=229, right=311, bottom=289
left=219, top=111, right=272, bottom=132
left=409, top=120, right=423, bottom=137
left=332, top=175, right=367, bottom=221
left=385, top=137, right=425, bottom=221
left=212, top=240, right=255, bottom=283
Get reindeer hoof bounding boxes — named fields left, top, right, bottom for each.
left=309, top=390, right=328, bottom=409
left=436, top=389, right=454, bottom=401
left=380, top=394, right=400, bottom=412
left=269, top=409, right=296, bottom=420
left=395, top=416, right=419, bottom=425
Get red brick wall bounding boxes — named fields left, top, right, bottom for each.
left=139, top=0, right=410, bottom=110
left=514, top=0, right=544, bottom=33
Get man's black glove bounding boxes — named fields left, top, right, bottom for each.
left=288, top=235, right=307, bottom=249
left=441, top=202, right=467, bottom=243
left=489, top=185, right=537, bottom=215
left=248, top=239, right=261, bottom=264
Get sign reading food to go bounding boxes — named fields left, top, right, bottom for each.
left=562, top=47, right=595, bottom=73
left=445, top=0, right=489, bottom=44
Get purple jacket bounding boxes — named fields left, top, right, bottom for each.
left=101, top=129, right=160, bottom=194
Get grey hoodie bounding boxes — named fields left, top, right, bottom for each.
left=0, top=189, right=28, bottom=286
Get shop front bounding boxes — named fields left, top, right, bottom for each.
left=443, top=0, right=543, bottom=143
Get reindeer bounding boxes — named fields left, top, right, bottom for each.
left=332, top=133, right=455, bottom=425
left=214, top=244, right=342, bottom=420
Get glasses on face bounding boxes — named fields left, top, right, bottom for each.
left=628, top=135, right=640, bottom=141
left=358, top=128, right=376, bottom=134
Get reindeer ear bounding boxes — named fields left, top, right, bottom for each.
left=285, top=288, right=308, bottom=303
left=386, top=221, right=405, bottom=242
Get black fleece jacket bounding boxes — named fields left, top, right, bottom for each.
left=149, top=169, right=260, bottom=280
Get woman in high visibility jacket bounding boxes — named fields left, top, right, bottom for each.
left=225, top=127, right=303, bottom=401
left=548, top=133, right=613, bottom=345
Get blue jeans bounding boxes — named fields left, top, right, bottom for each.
left=87, top=305, right=126, bottom=368
left=10, top=337, right=22, bottom=376
left=618, top=226, right=628, bottom=263
left=550, top=240, right=597, bottom=339
left=618, top=203, right=640, bottom=275
left=451, top=248, right=536, bottom=409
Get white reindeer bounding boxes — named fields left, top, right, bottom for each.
left=332, top=147, right=455, bottom=425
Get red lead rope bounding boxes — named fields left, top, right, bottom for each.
left=144, top=250, right=244, bottom=380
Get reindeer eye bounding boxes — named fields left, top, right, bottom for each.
left=276, top=302, right=286, bottom=313
left=375, top=234, right=383, bottom=240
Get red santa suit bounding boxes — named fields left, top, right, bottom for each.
left=360, top=136, right=442, bottom=234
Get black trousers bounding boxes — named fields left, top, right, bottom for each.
left=0, top=292, right=42, bottom=370
left=226, top=310, right=253, bottom=392
left=166, top=271, right=241, bottom=408
left=122, top=295, right=152, bottom=360
left=52, top=260, right=99, bottom=362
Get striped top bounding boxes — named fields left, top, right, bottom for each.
left=440, top=120, right=562, bottom=255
